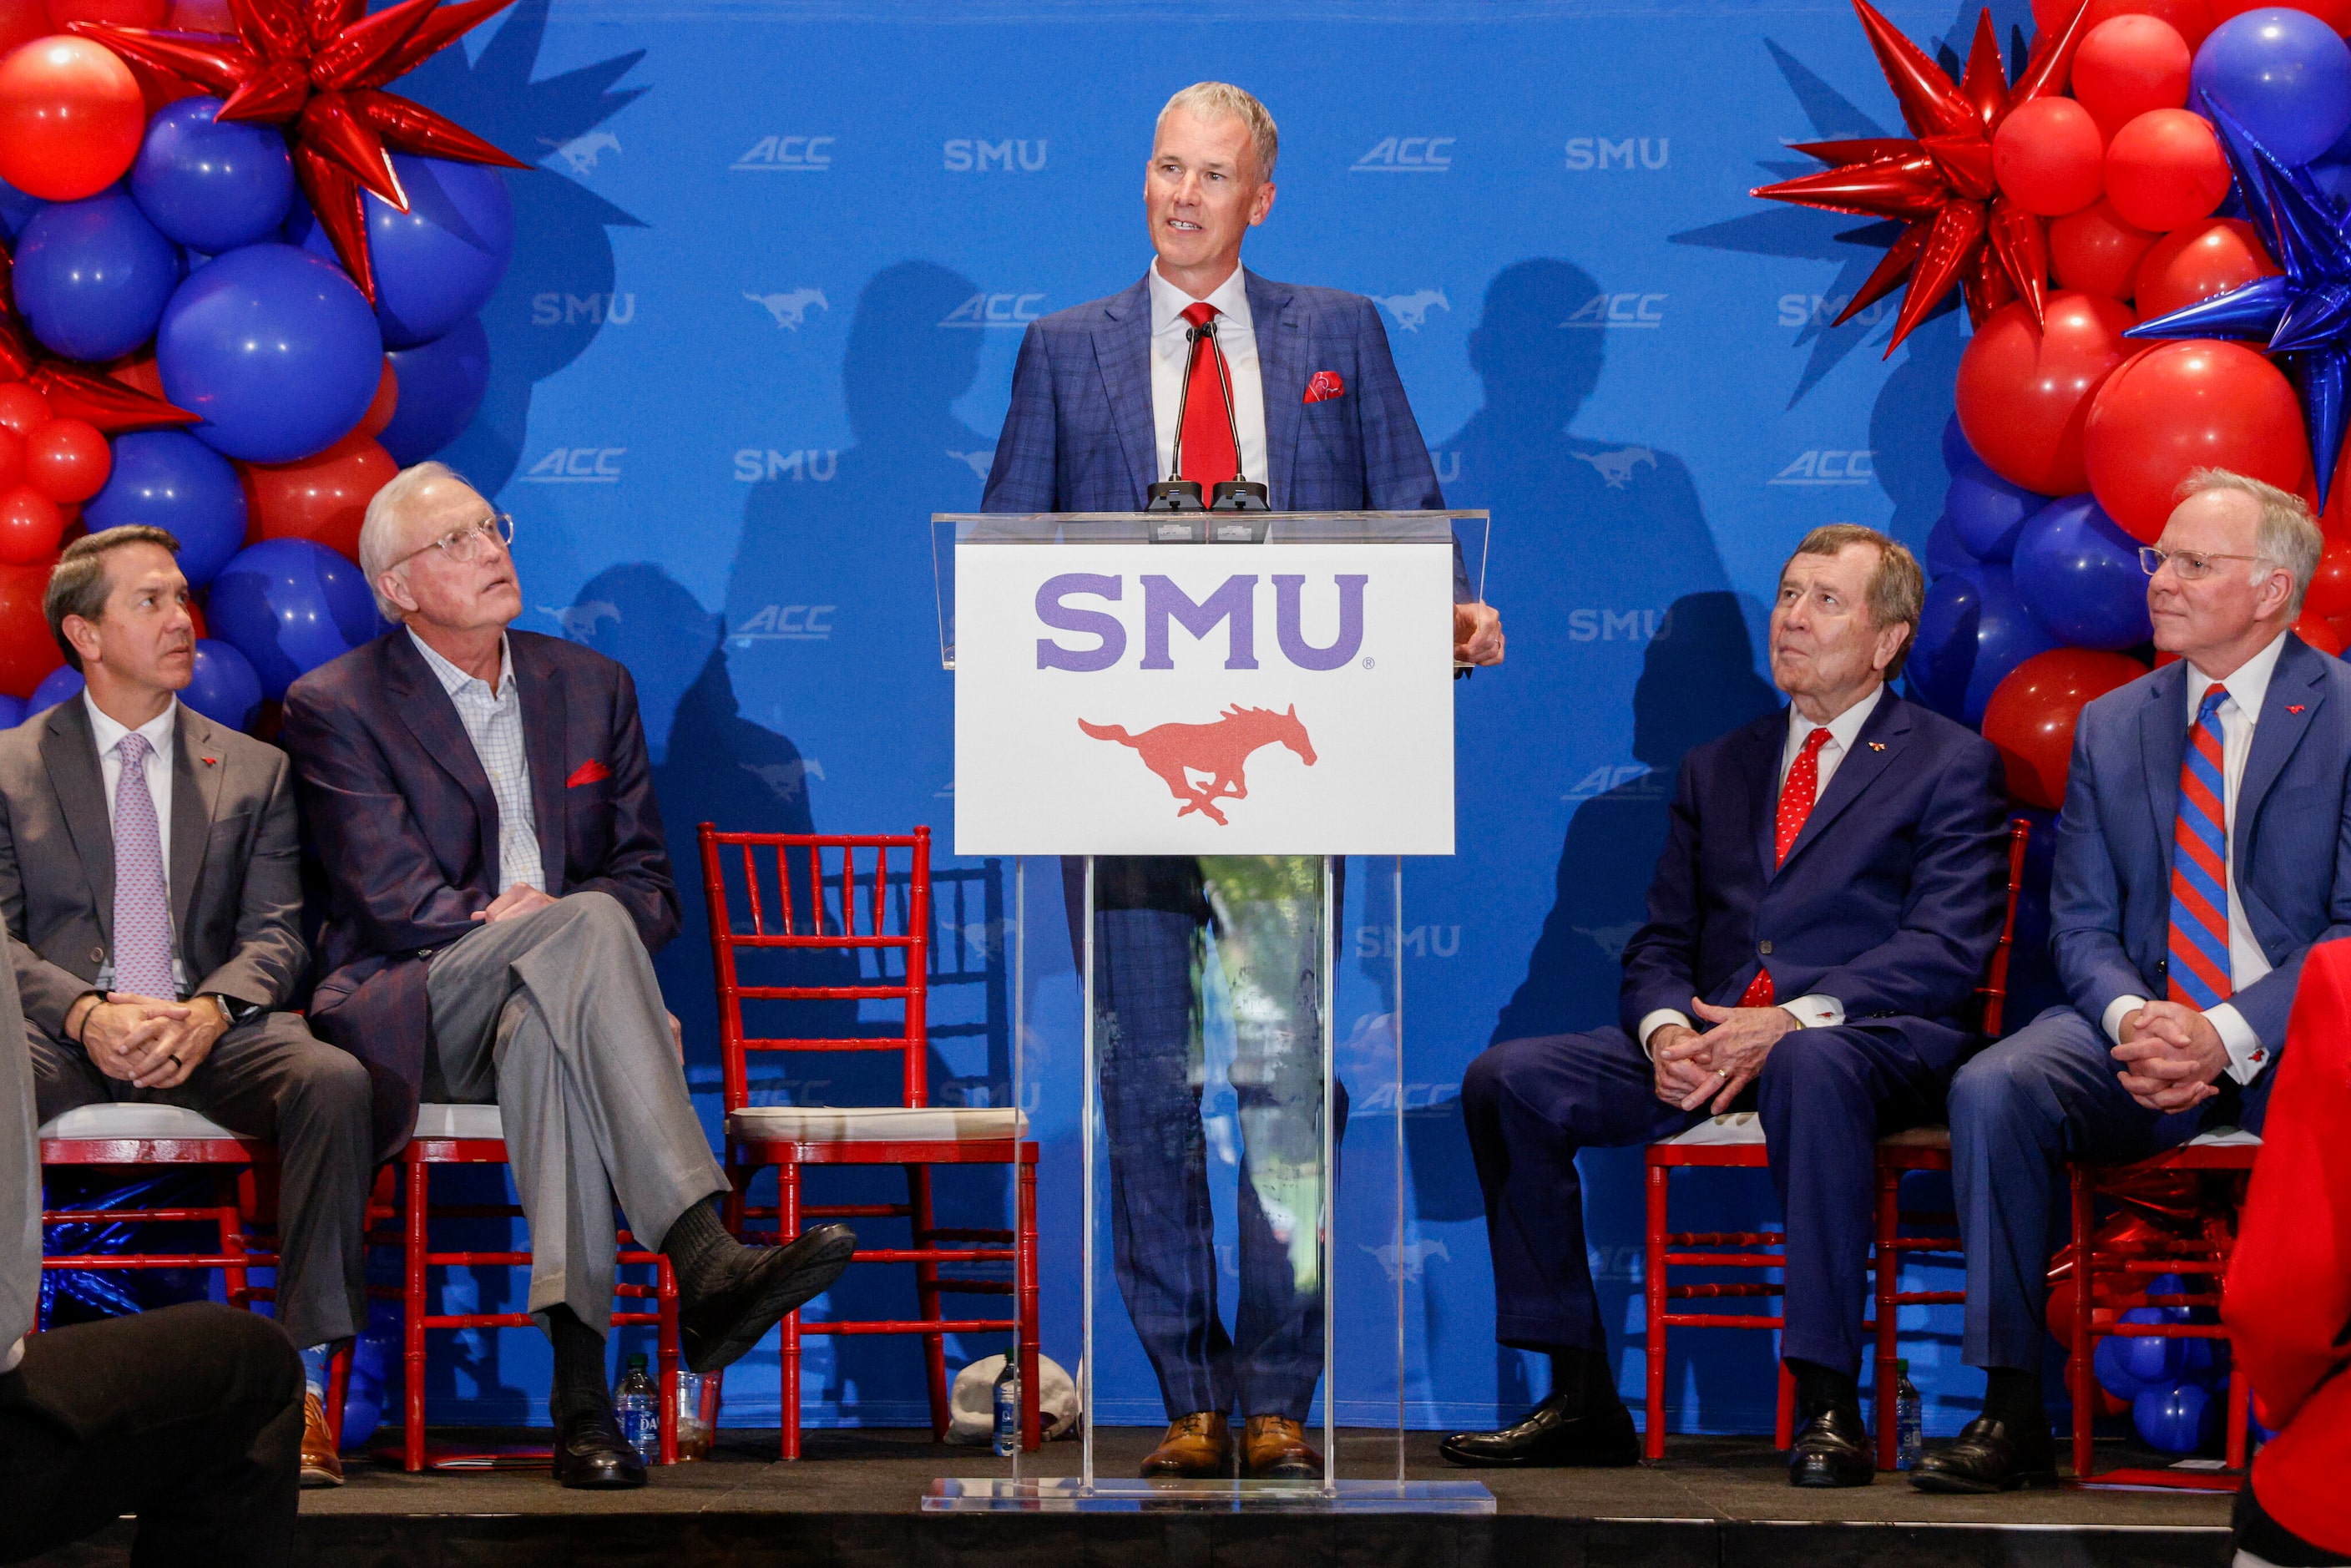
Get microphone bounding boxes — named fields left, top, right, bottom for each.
left=1202, top=320, right=1267, bottom=513
left=1144, top=322, right=1208, bottom=513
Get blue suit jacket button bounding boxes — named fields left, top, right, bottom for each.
left=1759, top=940, right=1773, bottom=955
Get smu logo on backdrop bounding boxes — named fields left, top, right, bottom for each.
left=523, top=448, right=623, bottom=483
left=943, top=139, right=1047, bottom=171
left=1564, top=293, right=1666, bottom=329
left=733, top=449, right=838, bottom=482
left=731, top=135, right=834, bottom=171
left=1564, top=137, right=1671, bottom=170
left=1034, top=573, right=1368, bottom=672
left=1770, top=450, right=1874, bottom=486
left=1353, top=136, right=1453, bottom=172
left=940, top=293, right=1045, bottom=328
left=746, top=289, right=827, bottom=330
left=539, top=130, right=618, bottom=175
left=531, top=293, right=634, bottom=326
left=1777, top=293, right=1890, bottom=329
left=1377, top=289, right=1449, bottom=331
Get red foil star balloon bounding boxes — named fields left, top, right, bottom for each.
left=68, top=0, right=528, bottom=303
left=0, top=250, right=193, bottom=432
left=1755, top=0, right=2097, bottom=355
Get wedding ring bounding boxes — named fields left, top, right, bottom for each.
left=1716, top=1068, right=1729, bottom=1080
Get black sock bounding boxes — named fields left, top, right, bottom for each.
left=1789, top=1358, right=1858, bottom=1415
left=1983, top=1367, right=2047, bottom=1432
left=659, top=1198, right=741, bottom=1299
left=1545, top=1348, right=1586, bottom=1410
left=1545, top=1345, right=1623, bottom=1415
left=546, top=1305, right=611, bottom=1422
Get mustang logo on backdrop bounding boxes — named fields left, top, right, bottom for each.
left=1377, top=290, right=1450, bottom=331
left=746, top=289, right=828, bottom=330
left=1574, top=447, right=1656, bottom=488
left=1079, top=704, right=1317, bottom=827
left=540, top=129, right=619, bottom=175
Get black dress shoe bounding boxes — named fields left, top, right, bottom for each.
left=552, top=1405, right=646, bottom=1490
left=1438, top=1393, right=1641, bottom=1468
left=1788, top=1403, right=1874, bottom=1488
left=1909, top=1416, right=2057, bottom=1494
left=680, top=1222, right=857, bottom=1373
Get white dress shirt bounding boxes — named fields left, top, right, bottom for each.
left=410, top=630, right=547, bottom=896
left=2098, top=631, right=2288, bottom=1086
left=1639, top=684, right=1886, bottom=1055
left=85, top=692, right=190, bottom=996
left=1147, top=260, right=1269, bottom=486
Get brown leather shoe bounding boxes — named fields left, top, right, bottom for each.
left=1243, top=1414, right=1322, bottom=1479
left=299, top=1391, right=344, bottom=1488
left=1140, top=1411, right=1231, bottom=1478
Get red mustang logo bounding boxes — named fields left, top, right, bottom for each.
left=1079, top=704, right=1317, bottom=826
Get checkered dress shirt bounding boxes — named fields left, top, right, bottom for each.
left=409, top=629, right=546, bottom=894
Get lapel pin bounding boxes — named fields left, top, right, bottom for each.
left=1868, top=741, right=1885, bottom=751
left=201, top=756, right=218, bottom=766
left=2288, top=705, right=2307, bottom=715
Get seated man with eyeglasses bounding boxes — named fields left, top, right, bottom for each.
left=1914, top=468, right=2351, bottom=1494
left=279, top=463, right=856, bottom=1490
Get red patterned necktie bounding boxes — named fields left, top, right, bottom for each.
left=1176, top=301, right=1239, bottom=485
left=1739, top=726, right=1835, bottom=1008
left=2166, top=683, right=2233, bottom=1008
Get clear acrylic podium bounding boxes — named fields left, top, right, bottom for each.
left=923, top=512, right=1493, bottom=1514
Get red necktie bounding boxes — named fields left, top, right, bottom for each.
left=1739, top=726, right=1835, bottom=1008
left=1176, top=301, right=1239, bottom=485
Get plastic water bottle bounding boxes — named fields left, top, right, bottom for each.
left=1895, top=1358, right=1923, bottom=1471
left=615, top=1353, right=659, bottom=1464
left=992, top=1357, right=1020, bottom=1457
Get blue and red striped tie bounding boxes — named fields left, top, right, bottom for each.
left=2167, top=684, right=2233, bottom=1009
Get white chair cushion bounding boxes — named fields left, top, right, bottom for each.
left=413, top=1103, right=504, bottom=1140
left=38, top=1102, right=243, bottom=1141
left=727, top=1105, right=1025, bottom=1143
left=1663, top=1111, right=1765, bottom=1146
left=2188, top=1126, right=2262, bottom=1146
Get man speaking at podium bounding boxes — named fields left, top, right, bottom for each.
left=983, top=81, right=1499, bottom=1479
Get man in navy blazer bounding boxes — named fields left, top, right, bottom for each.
left=1916, top=470, right=2351, bottom=1494
left=981, top=81, right=1500, bottom=1481
left=1447, top=526, right=2008, bottom=1486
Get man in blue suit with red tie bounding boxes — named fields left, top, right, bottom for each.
left=982, top=81, right=1500, bottom=1479
left=1916, top=470, right=2351, bottom=1494
left=1447, top=526, right=2009, bottom=1486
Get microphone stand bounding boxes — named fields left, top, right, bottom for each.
left=1145, top=324, right=1208, bottom=513
left=1204, top=320, right=1268, bottom=513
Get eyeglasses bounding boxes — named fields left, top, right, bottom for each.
left=392, top=513, right=514, bottom=570
left=2138, top=546, right=2271, bottom=582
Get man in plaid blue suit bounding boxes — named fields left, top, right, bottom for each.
left=982, top=81, right=1501, bottom=1480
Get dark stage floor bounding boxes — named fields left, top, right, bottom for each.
left=30, top=1427, right=2238, bottom=1567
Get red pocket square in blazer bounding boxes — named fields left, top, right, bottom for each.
left=566, top=759, right=612, bottom=787
left=1304, top=370, right=1346, bottom=403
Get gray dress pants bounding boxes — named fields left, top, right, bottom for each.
left=425, top=892, right=726, bottom=1332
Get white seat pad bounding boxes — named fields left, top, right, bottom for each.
left=2187, top=1126, right=2261, bottom=1146
left=728, top=1105, right=1025, bottom=1143
left=38, top=1103, right=245, bottom=1141
left=1663, top=1111, right=1766, bottom=1146
left=413, top=1103, right=504, bottom=1140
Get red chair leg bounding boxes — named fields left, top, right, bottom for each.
left=1643, top=1161, right=1668, bottom=1461
left=2070, top=1165, right=2096, bottom=1482
left=2226, top=1366, right=2249, bottom=1470
left=780, top=1159, right=802, bottom=1461
left=1873, top=1161, right=1902, bottom=1471
left=326, top=1341, right=352, bottom=1449
left=1773, top=1362, right=1795, bottom=1451
left=1019, top=1153, right=1041, bottom=1452
left=908, top=1164, right=950, bottom=1441
left=658, top=1254, right=680, bottom=1465
left=404, top=1157, right=430, bottom=1474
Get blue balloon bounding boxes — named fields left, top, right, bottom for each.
left=0, top=174, right=38, bottom=241
left=1909, top=565, right=2063, bottom=725
left=157, top=244, right=383, bottom=463
left=30, top=665, right=83, bottom=714
left=380, top=316, right=490, bottom=465
left=84, top=431, right=249, bottom=589
left=13, top=187, right=184, bottom=362
left=130, top=97, right=295, bottom=255
left=182, top=639, right=262, bottom=731
left=2014, top=495, right=2156, bottom=650
left=2133, top=1379, right=2221, bottom=1454
left=2193, top=8, right=2351, bottom=165
left=0, top=693, right=26, bottom=729
left=1943, top=411, right=1973, bottom=475
left=206, top=539, right=385, bottom=700
left=1945, top=454, right=2044, bottom=563
left=298, top=156, right=512, bottom=348
left=1926, top=513, right=1979, bottom=579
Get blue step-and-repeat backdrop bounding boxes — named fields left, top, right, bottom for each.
left=400, top=0, right=2024, bottom=1436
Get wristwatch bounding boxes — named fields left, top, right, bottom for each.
left=208, top=994, right=265, bottom=1028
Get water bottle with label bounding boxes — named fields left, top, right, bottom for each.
left=992, top=1356, right=1020, bottom=1457
left=615, top=1352, right=659, bottom=1464
left=1894, top=1358, right=1923, bottom=1471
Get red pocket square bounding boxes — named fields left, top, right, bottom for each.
left=566, top=760, right=611, bottom=788
left=1304, top=370, right=1346, bottom=403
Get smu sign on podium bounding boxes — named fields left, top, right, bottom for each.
left=953, top=529, right=1457, bottom=856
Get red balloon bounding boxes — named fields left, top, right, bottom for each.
left=2072, top=16, right=2193, bottom=141
left=0, top=382, right=48, bottom=439
left=46, top=0, right=168, bottom=23
left=2294, top=609, right=2348, bottom=657
left=1983, top=648, right=2149, bottom=810
left=1955, top=291, right=2139, bottom=494
left=240, top=431, right=397, bottom=561
left=2134, top=217, right=2278, bottom=318
left=2085, top=339, right=2308, bottom=542
left=0, top=36, right=144, bottom=202
left=0, top=559, right=57, bottom=696
left=355, top=358, right=398, bottom=441
left=1995, top=98, right=2106, bottom=216
left=0, top=2, right=47, bottom=63
left=162, top=0, right=235, bottom=25
left=0, top=427, right=28, bottom=496
left=2050, top=200, right=2158, bottom=297
left=0, top=484, right=63, bottom=567
left=2307, top=539, right=2351, bottom=620
left=24, top=417, right=107, bottom=503
left=2104, top=109, right=2232, bottom=232
left=2035, top=0, right=2212, bottom=48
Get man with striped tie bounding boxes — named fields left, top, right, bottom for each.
left=1919, top=469, right=2351, bottom=1494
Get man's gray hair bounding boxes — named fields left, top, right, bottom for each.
left=1156, top=82, right=1278, bottom=180
left=2177, top=468, right=2323, bottom=618
left=359, top=460, right=474, bottom=621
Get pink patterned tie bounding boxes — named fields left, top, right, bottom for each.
left=110, top=731, right=174, bottom=1000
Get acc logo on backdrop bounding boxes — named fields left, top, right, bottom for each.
left=1574, top=447, right=1654, bottom=488
left=539, top=130, right=618, bottom=175
left=943, top=139, right=1047, bottom=171
left=1562, top=293, right=1666, bottom=329
left=1769, top=450, right=1874, bottom=486
left=731, top=604, right=837, bottom=642
left=939, top=293, right=1045, bottom=328
left=1563, top=137, right=1670, bottom=170
left=523, top=448, right=624, bottom=483
left=731, top=136, right=835, bottom=171
left=1352, top=137, right=1453, bottom=172
left=1079, top=705, right=1317, bottom=827
left=1377, top=290, right=1449, bottom=331
left=745, top=289, right=828, bottom=330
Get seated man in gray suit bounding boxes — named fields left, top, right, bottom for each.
left=0, top=525, right=372, bottom=1488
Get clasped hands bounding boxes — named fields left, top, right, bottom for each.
left=1651, top=997, right=1802, bottom=1115
left=69, top=990, right=227, bottom=1091
left=2112, top=1000, right=2228, bottom=1114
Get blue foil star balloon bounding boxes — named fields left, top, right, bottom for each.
left=2128, top=99, right=2348, bottom=507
